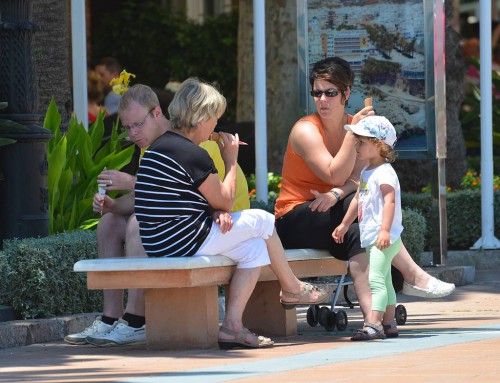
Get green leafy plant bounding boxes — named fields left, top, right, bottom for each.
left=246, top=172, right=282, bottom=202
left=421, top=169, right=500, bottom=193
left=461, top=170, right=500, bottom=191
left=44, top=99, right=134, bottom=234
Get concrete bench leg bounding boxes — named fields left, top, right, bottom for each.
left=241, top=280, right=297, bottom=337
left=145, top=286, right=220, bottom=350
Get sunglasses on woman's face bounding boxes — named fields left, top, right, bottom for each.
left=310, top=89, right=340, bottom=98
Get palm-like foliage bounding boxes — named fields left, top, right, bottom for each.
left=44, top=98, right=134, bottom=234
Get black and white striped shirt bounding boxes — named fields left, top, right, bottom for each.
left=135, top=131, right=217, bottom=257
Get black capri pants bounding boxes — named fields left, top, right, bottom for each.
left=275, top=192, right=364, bottom=261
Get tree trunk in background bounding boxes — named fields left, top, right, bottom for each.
left=236, top=0, right=254, bottom=123
left=33, top=0, right=72, bottom=128
left=443, top=0, right=468, bottom=188
left=265, top=1, right=299, bottom=173
left=393, top=0, right=467, bottom=191
left=237, top=0, right=299, bottom=173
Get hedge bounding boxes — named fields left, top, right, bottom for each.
left=402, top=190, right=500, bottom=250
left=0, top=230, right=102, bottom=319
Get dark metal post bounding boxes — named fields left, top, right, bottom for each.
left=0, top=0, right=52, bottom=246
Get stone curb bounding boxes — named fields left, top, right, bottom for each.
left=423, top=265, right=476, bottom=286
left=0, top=302, right=229, bottom=350
left=0, top=313, right=99, bottom=349
left=419, top=249, right=500, bottom=269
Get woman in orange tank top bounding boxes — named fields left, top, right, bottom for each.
left=275, top=57, right=455, bottom=338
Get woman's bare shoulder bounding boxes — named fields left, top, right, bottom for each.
left=290, top=119, right=325, bottom=158
left=291, top=118, right=321, bottom=139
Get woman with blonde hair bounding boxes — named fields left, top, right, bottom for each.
left=87, top=79, right=333, bottom=349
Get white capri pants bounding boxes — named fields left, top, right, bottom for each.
left=194, top=209, right=274, bottom=269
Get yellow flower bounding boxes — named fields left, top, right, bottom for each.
left=109, top=70, right=136, bottom=95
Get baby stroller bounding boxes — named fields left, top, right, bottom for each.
left=306, top=263, right=407, bottom=332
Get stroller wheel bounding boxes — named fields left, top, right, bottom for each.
left=335, top=309, right=348, bottom=331
left=318, top=306, right=330, bottom=327
left=395, top=304, right=407, bottom=325
left=324, top=311, right=336, bottom=332
left=306, top=305, right=319, bottom=327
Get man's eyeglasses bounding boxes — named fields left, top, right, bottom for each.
left=122, top=107, right=156, bottom=132
left=310, top=89, right=340, bottom=98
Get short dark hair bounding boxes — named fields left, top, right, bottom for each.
left=309, top=57, right=354, bottom=106
left=97, top=57, right=122, bottom=74
left=119, top=84, right=159, bottom=112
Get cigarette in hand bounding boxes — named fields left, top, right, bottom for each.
left=210, top=132, right=248, bottom=146
left=364, top=97, right=373, bottom=107
left=98, top=183, right=106, bottom=215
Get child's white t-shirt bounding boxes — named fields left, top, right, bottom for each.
left=358, top=163, right=403, bottom=248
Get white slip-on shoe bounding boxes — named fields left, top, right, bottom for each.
left=402, top=277, right=455, bottom=298
left=64, top=316, right=115, bottom=345
left=86, top=318, right=146, bottom=346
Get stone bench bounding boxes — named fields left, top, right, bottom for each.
left=74, top=249, right=347, bottom=350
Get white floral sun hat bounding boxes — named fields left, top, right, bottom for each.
left=344, top=116, right=397, bottom=148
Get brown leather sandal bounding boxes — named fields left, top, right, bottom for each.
left=351, top=322, right=386, bottom=341
left=280, top=282, right=333, bottom=309
left=218, top=326, right=274, bottom=350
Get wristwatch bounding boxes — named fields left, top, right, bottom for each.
left=330, top=189, right=341, bottom=202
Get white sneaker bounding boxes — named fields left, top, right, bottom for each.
left=86, top=318, right=146, bottom=346
left=64, top=316, right=115, bottom=345
left=402, top=277, right=455, bottom=298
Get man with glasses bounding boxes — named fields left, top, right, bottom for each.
left=65, top=84, right=251, bottom=346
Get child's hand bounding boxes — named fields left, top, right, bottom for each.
left=212, top=210, right=233, bottom=233
left=376, top=230, right=390, bottom=249
left=332, top=224, right=347, bottom=243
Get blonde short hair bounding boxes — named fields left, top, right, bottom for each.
left=168, top=77, right=226, bottom=131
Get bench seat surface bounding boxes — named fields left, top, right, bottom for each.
left=74, top=248, right=334, bottom=272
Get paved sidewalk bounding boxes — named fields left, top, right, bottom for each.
left=0, top=269, right=499, bottom=383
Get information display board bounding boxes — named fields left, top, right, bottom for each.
left=297, top=0, right=436, bottom=158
